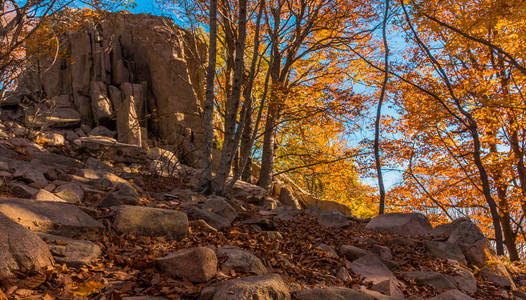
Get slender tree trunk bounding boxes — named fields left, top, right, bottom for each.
left=258, top=5, right=281, bottom=191
left=375, top=0, right=389, bottom=215
left=198, top=0, right=218, bottom=193
left=489, top=140, right=519, bottom=261
left=214, top=0, right=248, bottom=194
left=469, top=123, right=504, bottom=255
left=226, top=0, right=266, bottom=190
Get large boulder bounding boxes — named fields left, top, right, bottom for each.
left=0, top=213, right=54, bottom=276
left=38, top=233, right=101, bottom=267
left=432, top=218, right=493, bottom=267
left=202, top=274, right=290, bottom=300
left=0, top=198, right=103, bottom=238
left=349, top=254, right=398, bottom=285
left=317, top=210, right=351, bottom=228
left=424, top=241, right=467, bottom=265
left=74, top=136, right=147, bottom=163
left=156, top=247, right=217, bottom=283
left=365, top=213, right=432, bottom=236
left=216, top=246, right=268, bottom=275
left=403, top=271, right=456, bottom=292
left=428, top=290, right=475, bottom=300
left=278, top=187, right=301, bottom=209
left=113, top=205, right=188, bottom=240
left=202, top=196, right=238, bottom=223
left=294, top=287, right=374, bottom=300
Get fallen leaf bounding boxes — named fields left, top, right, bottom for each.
left=68, top=281, right=104, bottom=296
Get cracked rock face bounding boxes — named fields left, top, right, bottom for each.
left=16, top=12, right=207, bottom=168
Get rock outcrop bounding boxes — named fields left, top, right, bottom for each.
left=15, top=11, right=207, bottom=167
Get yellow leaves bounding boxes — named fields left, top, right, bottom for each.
left=67, top=281, right=104, bottom=296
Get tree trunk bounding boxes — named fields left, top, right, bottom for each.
left=375, top=0, right=389, bottom=215
left=214, top=0, right=248, bottom=194
left=258, top=4, right=281, bottom=191
left=198, top=0, right=218, bottom=193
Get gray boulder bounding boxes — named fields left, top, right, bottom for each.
left=156, top=247, right=217, bottom=283
left=203, top=274, right=290, bottom=300
left=365, top=213, right=432, bottom=236
left=424, top=240, right=467, bottom=265
left=403, top=271, right=456, bottom=292
left=317, top=210, right=351, bottom=228
left=216, top=245, right=268, bottom=275
left=0, top=198, right=103, bottom=238
left=0, top=213, right=54, bottom=276
left=349, top=254, right=398, bottom=285
left=113, top=205, right=188, bottom=240
left=38, top=233, right=101, bottom=267
left=428, top=290, right=475, bottom=300
left=295, top=287, right=373, bottom=300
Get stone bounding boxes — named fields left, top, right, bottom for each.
left=202, top=196, right=238, bottom=223
left=336, top=266, right=352, bottom=282
left=186, top=206, right=231, bottom=230
left=424, top=240, right=467, bottom=265
left=428, top=289, right=475, bottom=300
left=13, top=165, right=48, bottom=188
left=156, top=247, right=217, bottom=283
left=31, top=151, right=84, bottom=169
left=116, top=82, right=142, bottom=146
left=216, top=245, right=268, bottom=275
left=448, top=263, right=477, bottom=294
left=370, top=245, right=393, bottom=261
left=90, top=81, right=113, bottom=126
left=232, top=180, right=268, bottom=202
left=462, top=238, right=493, bottom=267
left=0, top=213, right=54, bottom=276
left=8, top=182, right=38, bottom=198
left=148, top=147, right=179, bottom=175
left=26, top=108, right=82, bottom=128
left=317, top=210, right=351, bottom=228
left=272, top=207, right=301, bottom=221
left=113, top=205, right=188, bottom=240
left=34, top=189, right=67, bottom=202
left=295, top=287, right=373, bottom=300
left=0, top=198, right=103, bottom=238
left=242, top=217, right=277, bottom=231
left=434, top=218, right=484, bottom=245
left=90, top=125, right=116, bottom=137
left=40, top=132, right=65, bottom=146
left=54, top=183, right=84, bottom=204
left=365, top=213, right=432, bottom=236
left=340, top=245, right=371, bottom=261
left=278, top=187, right=301, bottom=209
left=205, top=274, right=290, bottom=300
left=349, top=254, right=397, bottom=285
left=74, top=136, right=147, bottom=163
left=480, top=263, right=515, bottom=288
left=38, top=233, right=101, bottom=267
left=434, top=218, right=492, bottom=267
left=370, top=279, right=404, bottom=298
left=404, top=271, right=456, bottom=291
left=99, top=190, right=139, bottom=207
left=316, top=244, right=339, bottom=258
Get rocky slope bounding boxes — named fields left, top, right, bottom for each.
left=0, top=101, right=524, bottom=299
